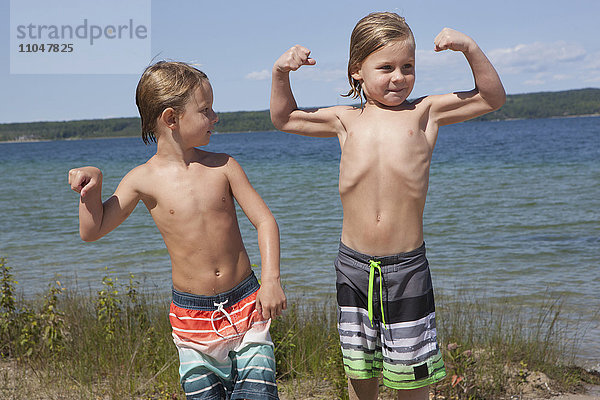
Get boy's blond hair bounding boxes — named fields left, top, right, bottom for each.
left=345, top=12, right=415, bottom=103
left=136, top=61, right=209, bottom=144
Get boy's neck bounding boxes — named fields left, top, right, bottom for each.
left=364, top=98, right=413, bottom=111
left=155, top=134, right=198, bottom=164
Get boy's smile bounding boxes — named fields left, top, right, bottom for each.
left=352, top=39, right=416, bottom=108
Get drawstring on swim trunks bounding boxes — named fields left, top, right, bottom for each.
left=368, top=259, right=386, bottom=327
left=211, top=299, right=236, bottom=338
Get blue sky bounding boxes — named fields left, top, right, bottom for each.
left=1, top=0, right=599, bottom=124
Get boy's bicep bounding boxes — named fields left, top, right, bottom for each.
left=276, top=106, right=345, bottom=138
left=98, top=174, right=142, bottom=235
left=226, top=158, right=273, bottom=225
left=429, top=90, right=495, bottom=126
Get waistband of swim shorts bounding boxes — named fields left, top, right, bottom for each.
left=338, top=241, right=426, bottom=267
left=172, top=272, right=259, bottom=311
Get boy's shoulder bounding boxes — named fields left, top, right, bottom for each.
left=188, top=149, right=244, bottom=179
left=193, top=149, right=236, bottom=170
left=123, top=159, right=154, bottom=179
left=308, top=104, right=357, bottom=116
left=333, top=104, right=362, bottom=115
left=405, top=96, right=435, bottom=115
left=200, top=149, right=232, bottom=163
left=409, top=96, right=430, bottom=106
left=330, top=104, right=366, bottom=123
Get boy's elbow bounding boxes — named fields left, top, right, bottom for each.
left=492, top=90, right=506, bottom=110
left=270, top=113, right=288, bottom=132
left=484, top=89, right=506, bottom=112
left=257, top=214, right=279, bottom=234
left=80, top=233, right=96, bottom=242
left=270, top=107, right=300, bottom=133
left=265, top=215, right=279, bottom=232
left=271, top=118, right=282, bottom=131
left=80, top=229, right=100, bottom=242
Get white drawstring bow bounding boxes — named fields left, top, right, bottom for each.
left=211, top=299, right=236, bottom=338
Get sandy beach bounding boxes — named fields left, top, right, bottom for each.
left=551, top=385, right=600, bottom=400
left=275, top=377, right=600, bottom=400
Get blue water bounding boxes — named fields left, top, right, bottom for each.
left=0, top=116, right=599, bottom=363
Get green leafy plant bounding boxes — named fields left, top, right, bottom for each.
left=95, top=268, right=122, bottom=340
left=39, top=280, right=66, bottom=353
left=0, top=257, right=18, bottom=356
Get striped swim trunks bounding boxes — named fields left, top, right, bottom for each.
left=335, top=241, right=446, bottom=390
left=170, top=272, right=278, bottom=400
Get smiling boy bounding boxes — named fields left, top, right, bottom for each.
left=271, top=12, right=504, bottom=400
left=69, top=61, right=285, bottom=400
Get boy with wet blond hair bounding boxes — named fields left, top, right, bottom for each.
left=271, top=11, right=505, bottom=400
left=70, top=61, right=285, bottom=400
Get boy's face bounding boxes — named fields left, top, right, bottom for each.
left=352, top=39, right=415, bottom=107
left=177, top=81, right=219, bottom=147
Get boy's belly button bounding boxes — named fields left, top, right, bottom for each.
left=215, top=270, right=221, bottom=277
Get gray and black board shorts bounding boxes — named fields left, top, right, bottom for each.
left=335, top=241, right=446, bottom=389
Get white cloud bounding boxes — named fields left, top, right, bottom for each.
left=416, top=49, right=464, bottom=70
left=579, top=51, right=600, bottom=84
left=295, top=67, right=346, bottom=82
left=523, top=78, right=545, bottom=86
left=480, top=40, right=600, bottom=89
left=585, top=75, right=600, bottom=83
left=583, top=51, right=600, bottom=70
left=489, top=41, right=586, bottom=75
left=245, top=67, right=346, bottom=83
left=245, top=69, right=270, bottom=81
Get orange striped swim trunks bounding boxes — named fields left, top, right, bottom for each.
left=170, top=273, right=278, bottom=399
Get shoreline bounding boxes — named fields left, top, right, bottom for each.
left=0, top=130, right=281, bottom=143
left=1, top=113, right=599, bottom=143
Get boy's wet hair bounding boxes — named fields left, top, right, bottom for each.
left=136, top=61, right=208, bottom=144
left=344, top=12, right=415, bottom=104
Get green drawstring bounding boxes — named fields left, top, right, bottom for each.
left=367, top=259, right=386, bottom=326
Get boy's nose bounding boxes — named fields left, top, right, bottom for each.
left=211, top=110, right=219, bottom=124
left=391, top=72, right=405, bottom=83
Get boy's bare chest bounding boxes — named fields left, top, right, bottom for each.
left=341, top=118, right=431, bottom=163
left=338, top=119, right=432, bottom=194
left=340, top=106, right=428, bottom=145
left=143, top=167, right=234, bottom=218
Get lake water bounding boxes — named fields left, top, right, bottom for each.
left=0, top=116, right=599, bottom=366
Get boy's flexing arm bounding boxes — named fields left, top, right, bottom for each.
left=225, top=156, right=286, bottom=319
left=68, top=166, right=142, bottom=242
left=428, top=28, right=506, bottom=126
left=271, top=45, right=345, bottom=138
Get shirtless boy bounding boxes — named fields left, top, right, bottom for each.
left=69, top=61, right=285, bottom=400
left=270, top=12, right=504, bottom=400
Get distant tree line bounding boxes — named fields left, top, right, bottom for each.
left=474, top=88, right=600, bottom=121
left=1, top=88, right=598, bottom=142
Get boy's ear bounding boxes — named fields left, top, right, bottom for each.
left=159, top=107, right=178, bottom=128
left=350, top=67, right=363, bottom=82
